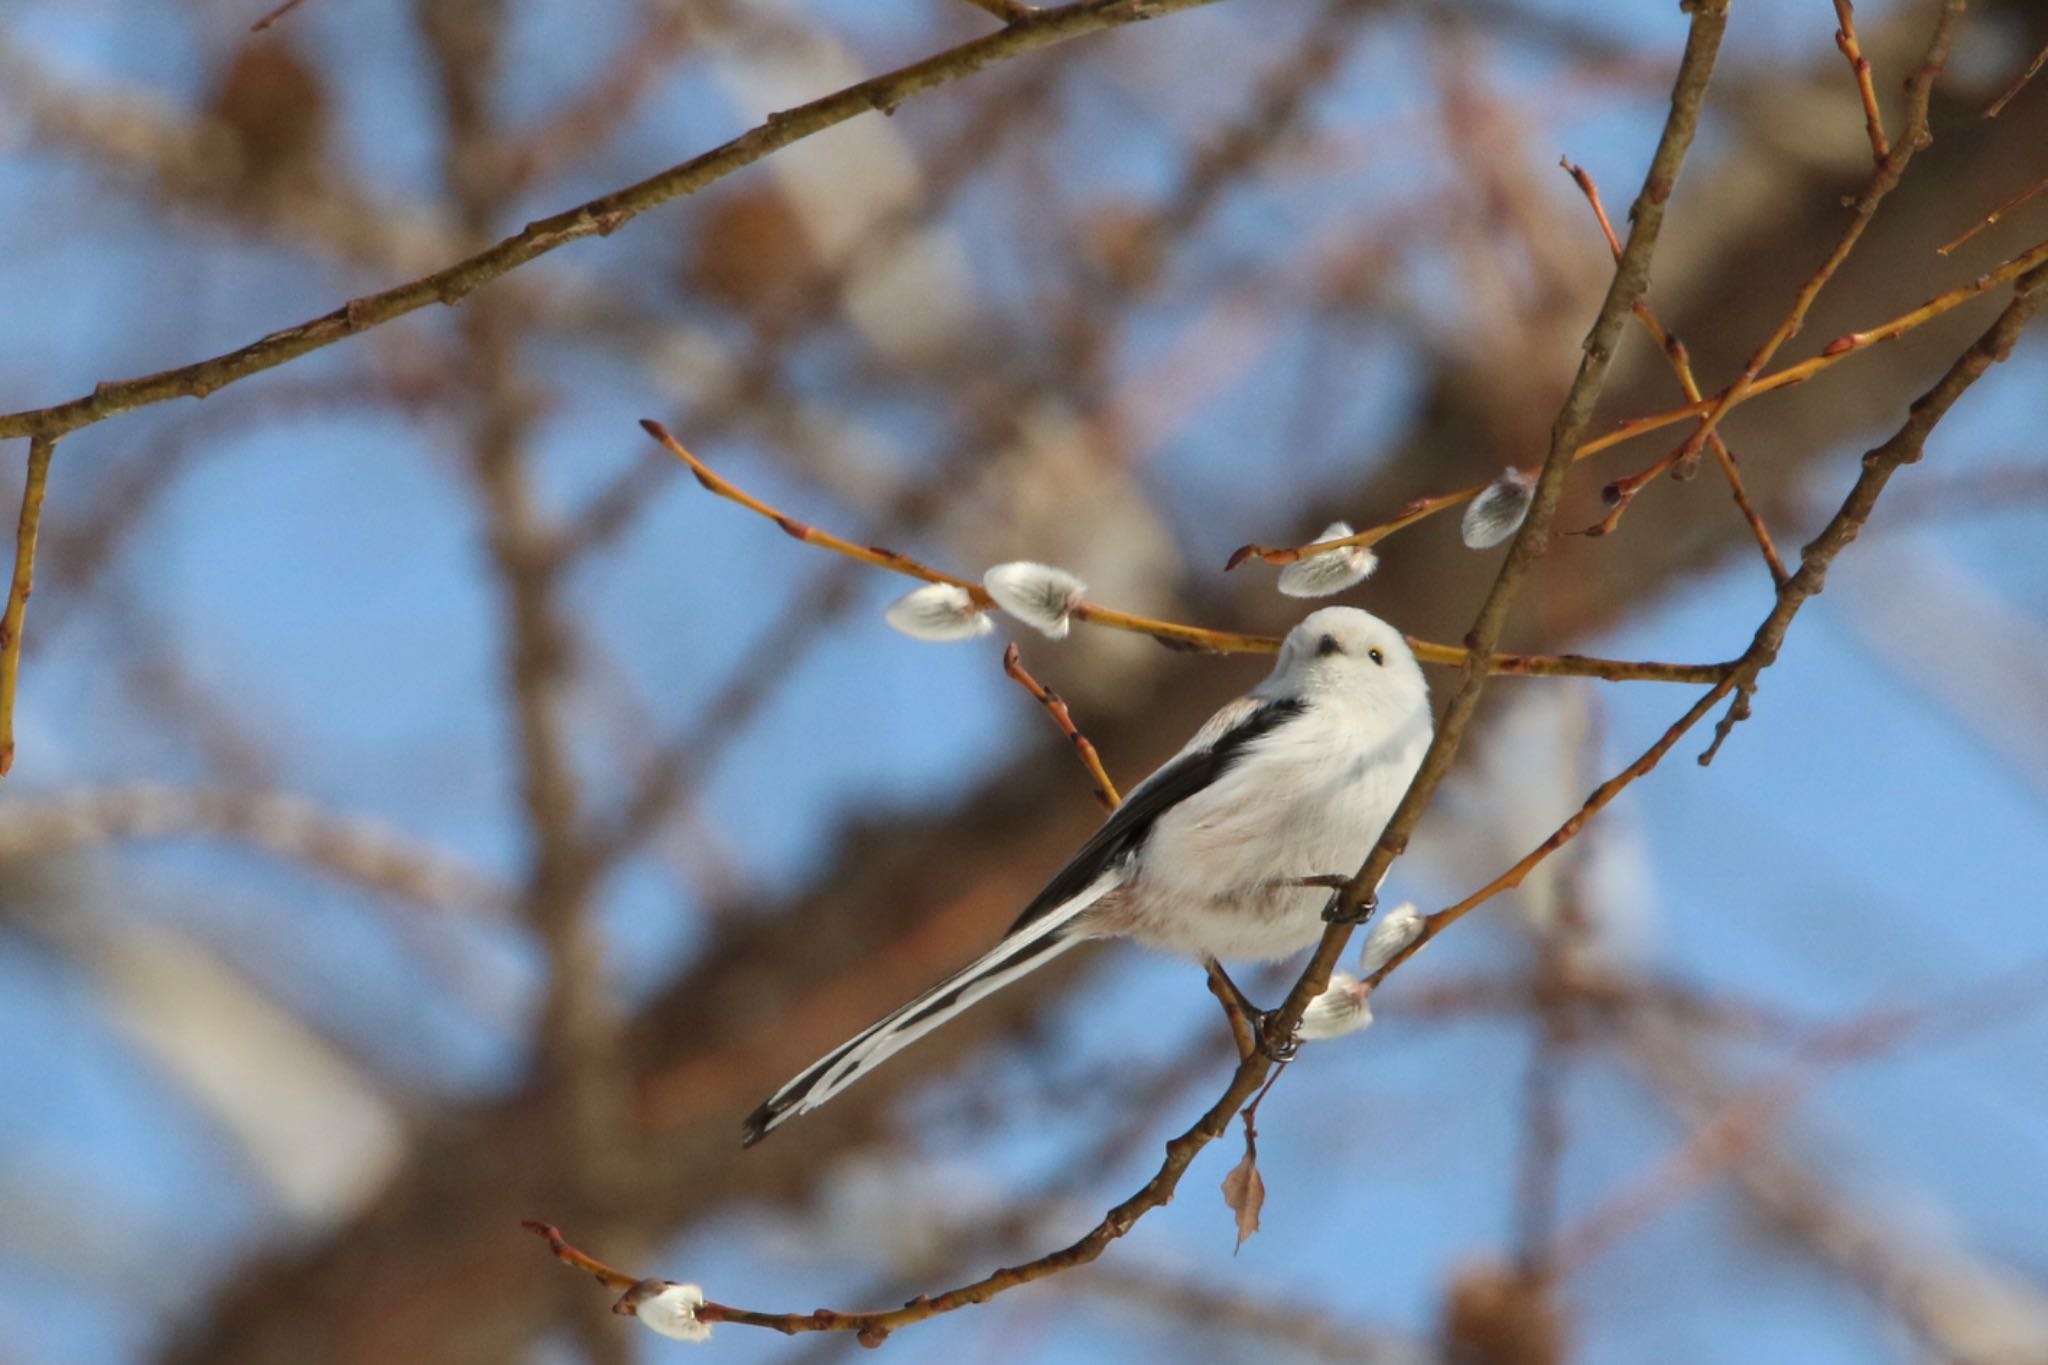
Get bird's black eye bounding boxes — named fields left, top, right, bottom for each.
left=1369, top=647, right=1385, bottom=666
left=1316, top=634, right=1342, bottom=658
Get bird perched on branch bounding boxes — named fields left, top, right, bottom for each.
left=743, top=606, right=1432, bottom=1145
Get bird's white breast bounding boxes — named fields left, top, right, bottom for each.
left=1107, top=696, right=1431, bottom=961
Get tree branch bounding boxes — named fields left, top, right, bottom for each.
left=0, top=782, right=506, bottom=912
left=0, top=0, right=1233, bottom=442
left=0, top=433, right=54, bottom=776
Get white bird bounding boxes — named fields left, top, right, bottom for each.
left=743, top=606, right=1433, bottom=1145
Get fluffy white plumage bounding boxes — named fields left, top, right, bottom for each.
left=743, top=606, right=1433, bottom=1145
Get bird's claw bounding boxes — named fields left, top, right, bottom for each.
left=1321, top=888, right=1378, bottom=925
left=1207, top=958, right=1301, bottom=1062
left=1252, top=1009, right=1301, bottom=1064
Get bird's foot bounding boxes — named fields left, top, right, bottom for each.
left=1250, top=1009, right=1301, bottom=1064
left=1206, top=958, right=1299, bottom=1063
left=1321, top=888, right=1378, bottom=925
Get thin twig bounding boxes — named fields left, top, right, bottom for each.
left=0, top=434, right=55, bottom=777
left=642, top=420, right=1730, bottom=683
left=1937, top=170, right=2048, bottom=256
left=1509, top=703, right=1603, bottom=1276
left=641, top=418, right=1270, bottom=653
left=1561, top=156, right=1789, bottom=584
left=0, top=782, right=507, bottom=912
left=1699, top=262, right=2048, bottom=758
left=1587, top=0, right=1964, bottom=535
left=249, top=0, right=312, bottom=31
left=1984, top=35, right=2048, bottom=118
left=1205, top=961, right=1260, bottom=1062
left=1001, top=644, right=1120, bottom=811
left=523, top=1221, right=640, bottom=1292
left=1831, top=0, right=1890, bottom=162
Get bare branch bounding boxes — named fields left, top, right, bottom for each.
left=249, top=0, right=314, bottom=32
left=0, top=434, right=54, bottom=777
left=1002, top=643, right=1120, bottom=811
left=1831, top=0, right=1890, bottom=163
left=0, top=782, right=507, bottom=912
left=1560, top=156, right=1789, bottom=585
left=1984, top=33, right=2048, bottom=118
left=0, top=0, right=1235, bottom=443
left=1590, top=0, right=1965, bottom=533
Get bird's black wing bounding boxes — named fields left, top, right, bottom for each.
left=1003, top=695, right=1308, bottom=937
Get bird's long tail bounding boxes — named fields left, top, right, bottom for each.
left=741, top=880, right=1110, bottom=1146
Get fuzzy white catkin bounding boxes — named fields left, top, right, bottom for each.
left=982, top=561, right=1087, bottom=639
left=1357, top=901, right=1426, bottom=976
left=631, top=1282, right=712, bottom=1343
left=1297, top=903, right=1424, bottom=1042
left=883, top=583, right=993, bottom=642
left=1462, top=468, right=1537, bottom=550
left=1298, top=972, right=1372, bottom=1041
left=1277, top=521, right=1377, bottom=599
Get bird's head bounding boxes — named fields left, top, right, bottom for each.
left=1263, top=606, right=1429, bottom=718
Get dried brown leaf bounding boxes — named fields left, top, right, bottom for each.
left=1220, top=1149, right=1265, bottom=1251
